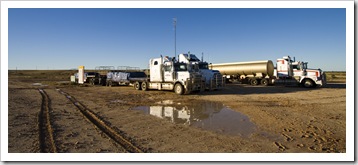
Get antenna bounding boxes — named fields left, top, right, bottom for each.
left=173, top=18, right=177, bottom=59
left=201, top=52, right=204, bottom=61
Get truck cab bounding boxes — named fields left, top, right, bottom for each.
left=275, top=56, right=326, bottom=87
left=291, top=61, right=326, bottom=87
left=135, top=55, right=203, bottom=95
left=178, top=53, right=224, bottom=90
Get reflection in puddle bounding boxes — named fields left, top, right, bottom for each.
left=32, top=83, right=48, bottom=87
left=131, top=101, right=257, bottom=137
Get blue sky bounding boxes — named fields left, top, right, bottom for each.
left=8, top=8, right=346, bottom=71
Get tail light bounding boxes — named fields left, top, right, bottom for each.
left=316, top=72, right=319, bottom=77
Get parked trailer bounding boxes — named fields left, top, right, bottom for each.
left=106, top=71, right=147, bottom=87
left=209, top=60, right=274, bottom=86
left=210, top=56, right=326, bottom=88
left=132, top=56, right=204, bottom=95
left=96, top=66, right=145, bottom=86
left=71, top=72, right=102, bottom=85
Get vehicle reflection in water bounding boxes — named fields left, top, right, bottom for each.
left=131, top=101, right=257, bottom=137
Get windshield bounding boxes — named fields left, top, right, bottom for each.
left=86, top=72, right=97, bottom=76
left=199, top=63, right=209, bottom=69
left=293, top=64, right=300, bottom=70
left=302, top=63, right=308, bottom=69
left=189, top=54, right=200, bottom=62
left=174, top=63, right=188, bottom=71
left=191, top=64, right=200, bottom=72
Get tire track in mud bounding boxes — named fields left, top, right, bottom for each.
left=38, top=89, right=57, bottom=153
left=56, top=89, right=144, bottom=153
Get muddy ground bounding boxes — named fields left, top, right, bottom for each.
left=7, top=70, right=346, bottom=155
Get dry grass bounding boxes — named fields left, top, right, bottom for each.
left=325, top=71, right=346, bottom=83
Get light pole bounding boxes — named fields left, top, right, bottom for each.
left=173, top=18, right=177, bottom=59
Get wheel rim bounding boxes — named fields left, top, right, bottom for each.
left=142, top=82, right=147, bottom=90
left=175, top=84, right=182, bottom=94
left=304, top=80, right=312, bottom=88
left=251, top=79, right=258, bottom=85
left=261, top=79, right=268, bottom=85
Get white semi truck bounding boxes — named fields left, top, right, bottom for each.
left=210, top=56, right=326, bottom=88
left=132, top=55, right=204, bottom=95
left=289, top=59, right=326, bottom=87
left=178, top=53, right=224, bottom=90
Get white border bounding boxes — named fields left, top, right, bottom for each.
left=0, top=1, right=354, bottom=8
left=1, top=0, right=354, bottom=162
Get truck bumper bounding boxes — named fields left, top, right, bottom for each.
left=315, top=80, right=326, bottom=87
left=316, top=73, right=327, bottom=87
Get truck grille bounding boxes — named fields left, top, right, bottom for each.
left=211, top=73, right=224, bottom=89
left=193, top=76, right=202, bottom=84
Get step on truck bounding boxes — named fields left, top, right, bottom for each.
left=133, top=55, right=204, bottom=95
left=210, top=56, right=326, bottom=88
left=178, top=53, right=224, bottom=90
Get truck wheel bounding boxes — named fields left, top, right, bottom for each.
left=141, top=82, right=148, bottom=91
left=260, top=79, right=269, bottom=86
left=90, top=79, right=95, bottom=85
left=174, top=83, right=184, bottom=95
left=250, top=79, right=258, bottom=86
left=302, top=79, right=315, bottom=88
left=99, top=79, right=104, bottom=86
left=134, top=82, right=141, bottom=90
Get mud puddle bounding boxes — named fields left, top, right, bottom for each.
left=131, top=100, right=257, bottom=137
left=32, top=83, right=48, bottom=87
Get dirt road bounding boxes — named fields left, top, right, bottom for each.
left=7, top=71, right=346, bottom=154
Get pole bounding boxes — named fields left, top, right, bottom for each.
left=173, top=18, right=177, bottom=59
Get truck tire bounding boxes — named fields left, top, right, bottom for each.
left=108, top=80, right=112, bottom=87
left=141, top=82, right=148, bottom=91
left=260, top=79, right=269, bottom=86
left=250, top=79, right=258, bottom=86
left=134, top=81, right=141, bottom=90
left=100, top=78, right=105, bottom=86
left=90, top=79, right=95, bottom=85
left=302, top=79, right=315, bottom=88
left=174, top=83, right=184, bottom=95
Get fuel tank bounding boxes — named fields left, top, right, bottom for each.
left=209, top=60, right=274, bottom=77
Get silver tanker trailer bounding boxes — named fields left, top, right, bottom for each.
left=209, top=56, right=326, bottom=88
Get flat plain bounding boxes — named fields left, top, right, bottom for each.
left=7, top=70, right=346, bottom=153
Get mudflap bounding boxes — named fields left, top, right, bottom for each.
left=200, top=81, right=205, bottom=92
left=184, top=89, right=191, bottom=95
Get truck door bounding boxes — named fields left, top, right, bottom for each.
left=276, top=59, right=293, bottom=78
left=150, top=58, right=163, bottom=82
left=163, top=63, right=174, bottom=82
